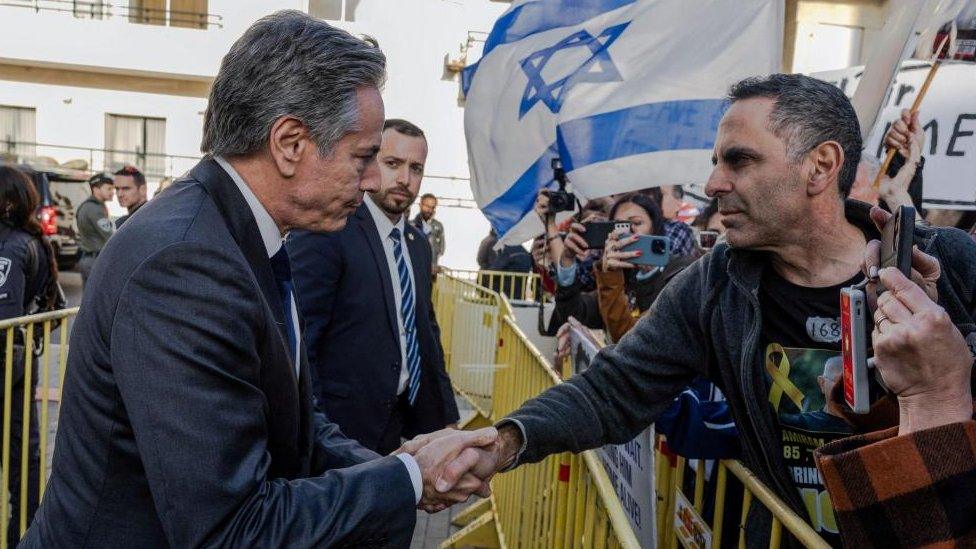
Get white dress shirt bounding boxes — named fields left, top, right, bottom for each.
left=213, top=157, right=423, bottom=503
left=364, top=194, right=416, bottom=396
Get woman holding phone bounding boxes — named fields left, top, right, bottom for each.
left=558, top=192, right=697, bottom=342
left=595, top=193, right=696, bottom=342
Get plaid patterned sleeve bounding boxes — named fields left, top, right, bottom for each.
left=814, top=420, right=976, bottom=548
left=664, top=221, right=695, bottom=257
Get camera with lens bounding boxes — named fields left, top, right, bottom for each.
left=651, top=238, right=668, bottom=255
left=547, top=157, right=576, bottom=214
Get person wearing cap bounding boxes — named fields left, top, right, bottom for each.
left=76, top=172, right=115, bottom=286
left=113, top=165, right=148, bottom=229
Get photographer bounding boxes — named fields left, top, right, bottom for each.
left=558, top=192, right=697, bottom=342
left=535, top=190, right=610, bottom=329
left=815, top=227, right=975, bottom=546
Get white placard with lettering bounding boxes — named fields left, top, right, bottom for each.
left=813, top=61, right=976, bottom=210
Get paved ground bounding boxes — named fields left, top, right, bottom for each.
left=411, top=499, right=476, bottom=549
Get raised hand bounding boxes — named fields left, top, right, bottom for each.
left=879, top=109, right=925, bottom=210
left=871, top=267, right=972, bottom=435
left=601, top=228, right=639, bottom=272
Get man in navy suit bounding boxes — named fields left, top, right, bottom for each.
left=289, top=119, right=459, bottom=456
left=23, top=12, right=493, bottom=548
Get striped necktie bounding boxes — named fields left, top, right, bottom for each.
left=390, top=227, right=422, bottom=404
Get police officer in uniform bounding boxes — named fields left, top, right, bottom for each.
left=0, top=166, right=58, bottom=546
left=76, top=173, right=115, bottom=286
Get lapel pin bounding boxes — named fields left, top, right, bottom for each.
left=407, top=232, right=414, bottom=241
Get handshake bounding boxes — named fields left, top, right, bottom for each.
left=395, top=424, right=524, bottom=513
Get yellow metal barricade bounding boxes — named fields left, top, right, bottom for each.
left=434, top=271, right=832, bottom=548
left=432, top=276, right=508, bottom=428
left=0, top=307, right=79, bottom=549
left=435, top=273, right=638, bottom=549
left=444, top=269, right=541, bottom=303
left=657, top=448, right=831, bottom=549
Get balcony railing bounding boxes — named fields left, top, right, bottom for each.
left=0, top=141, right=202, bottom=181
left=0, top=0, right=223, bottom=29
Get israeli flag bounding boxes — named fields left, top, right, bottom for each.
left=464, top=0, right=784, bottom=244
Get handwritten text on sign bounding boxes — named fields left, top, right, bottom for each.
left=813, top=62, right=976, bottom=210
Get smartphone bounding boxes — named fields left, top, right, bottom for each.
left=878, top=206, right=915, bottom=293
left=582, top=221, right=632, bottom=249
left=698, top=230, right=719, bottom=250
left=620, top=235, right=671, bottom=267
left=841, top=287, right=870, bottom=414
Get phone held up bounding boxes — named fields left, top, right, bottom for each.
left=878, top=205, right=915, bottom=293
left=842, top=205, right=916, bottom=414
left=841, top=287, right=870, bottom=414
left=581, top=221, right=632, bottom=249
left=620, top=234, right=671, bottom=267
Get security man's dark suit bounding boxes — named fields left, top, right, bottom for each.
left=287, top=204, right=459, bottom=454
left=22, top=158, right=416, bottom=548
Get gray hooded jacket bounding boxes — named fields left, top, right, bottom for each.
left=505, top=200, right=976, bottom=520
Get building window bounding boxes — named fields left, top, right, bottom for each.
left=0, top=106, right=36, bottom=158
left=309, top=0, right=361, bottom=22
left=105, top=115, right=166, bottom=177
left=129, top=0, right=209, bottom=29
left=73, top=1, right=109, bottom=19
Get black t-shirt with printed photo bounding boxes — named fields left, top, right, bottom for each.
left=759, top=265, right=862, bottom=546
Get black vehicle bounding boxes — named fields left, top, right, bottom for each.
left=0, top=162, right=82, bottom=270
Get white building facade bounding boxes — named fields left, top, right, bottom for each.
left=0, top=0, right=507, bottom=270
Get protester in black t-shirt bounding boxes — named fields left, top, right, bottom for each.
left=408, top=74, right=976, bottom=549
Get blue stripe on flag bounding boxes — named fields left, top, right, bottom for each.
left=462, top=0, right=637, bottom=95
left=556, top=99, right=728, bottom=171
left=483, top=99, right=727, bottom=235
left=482, top=144, right=558, bottom=233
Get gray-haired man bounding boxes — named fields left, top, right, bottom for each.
left=417, top=73, right=976, bottom=547
left=23, top=11, right=494, bottom=548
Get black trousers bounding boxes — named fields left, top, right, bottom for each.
left=2, top=345, right=40, bottom=548
left=376, top=393, right=412, bottom=456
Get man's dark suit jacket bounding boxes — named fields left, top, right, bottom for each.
left=22, top=158, right=416, bottom=548
left=287, top=204, right=459, bottom=451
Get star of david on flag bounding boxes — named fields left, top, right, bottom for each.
left=519, top=22, right=627, bottom=118
left=463, top=0, right=783, bottom=246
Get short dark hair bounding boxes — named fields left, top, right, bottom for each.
left=420, top=193, right=437, bottom=202
left=727, top=73, right=862, bottom=198
left=113, top=165, right=146, bottom=187
left=87, top=172, right=114, bottom=189
left=609, top=192, right=666, bottom=236
left=384, top=118, right=425, bottom=139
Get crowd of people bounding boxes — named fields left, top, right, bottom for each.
left=0, top=9, right=971, bottom=548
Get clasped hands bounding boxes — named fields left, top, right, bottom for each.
left=394, top=425, right=523, bottom=513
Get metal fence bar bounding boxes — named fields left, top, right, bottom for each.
left=437, top=270, right=837, bottom=548
left=19, top=323, right=35, bottom=538
left=0, top=308, right=79, bottom=547
left=1, top=327, right=13, bottom=549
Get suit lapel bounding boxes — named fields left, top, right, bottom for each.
left=356, top=205, right=400, bottom=341
left=190, top=158, right=286, bottom=326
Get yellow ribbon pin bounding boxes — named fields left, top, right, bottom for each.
left=765, top=343, right=805, bottom=412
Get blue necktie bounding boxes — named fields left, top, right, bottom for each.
left=390, top=228, right=422, bottom=404
left=270, top=247, right=298, bottom=371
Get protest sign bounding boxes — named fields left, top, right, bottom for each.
left=814, top=61, right=976, bottom=210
